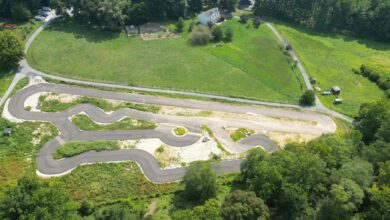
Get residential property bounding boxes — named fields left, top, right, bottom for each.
left=198, top=8, right=221, bottom=25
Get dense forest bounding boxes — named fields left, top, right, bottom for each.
left=254, top=0, right=390, bottom=41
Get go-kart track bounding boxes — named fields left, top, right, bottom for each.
left=6, top=83, right=336, bottom=183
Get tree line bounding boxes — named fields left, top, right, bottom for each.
left=254, top=0, right=390, bottom=42
left=0, top=0, right=50, bottom=21
left=51, top=0, right=237, bottom=31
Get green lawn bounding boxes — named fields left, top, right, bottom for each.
left=271, top=19, right=390, bottom=116
left=27, top=18, right=303, bottom=104
left=72, top=114, right=156, bottom=131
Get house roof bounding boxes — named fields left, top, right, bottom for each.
left=198, top=8, right=219, bottom=18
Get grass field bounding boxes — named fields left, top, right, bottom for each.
left=27, top=18, right=304, bottom=104
left=271, top=19, right=390, bottom=116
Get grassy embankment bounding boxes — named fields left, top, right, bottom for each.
left=27, top=18, right=304, bottom=104
left=271, top=19, right=389, bottom=116
left=38, top=95, right=160, bottom=113
left=72, top=114, right=156, bottom=131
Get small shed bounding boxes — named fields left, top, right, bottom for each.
left=331, top=86, right=341, bottom=95
left=198, top=8, right=221, bottom=25
left=321, top=91, right=331, bottom=95
left=125, top=25, right=139, bottom=36
left=3, top=128, right=11, bottom=136
left=334, top=98, right=343, bottom=104
left=310, top=77, right=317, bottom=85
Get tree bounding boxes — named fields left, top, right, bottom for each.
left=364, top=184, right=390, bottom=219
left=127, top=2, right=151, bottom=31
left=318, top=178, right=364, bottom=220
left=355, top=100, right=390, bottom=143
left=190, top=26, right=212, bottom=45
left=219, top=0, right=237, bottom=12
left=193, top=199, right=221, bottom=220
left=0, top=30, right=24, bottom=69
left=299, top=90, right=315, bottom=106
left=224, top=26, right=234, bottom=42
left=0, top=176, right=78, bottom=220
left=177, top=17, right=185, bottom=33
left=276, top=183, right=312, bottom=219
left=188, top=0, right=204, bottom=13
left=182, top=162, right=218, bottom=202
left=332, top=158, right=374, bottom=189
left=211, top=25, right=223, bottom=41
left=220, top=190, right=269, bottom=220
left=11, top=3, right=32, bottom=22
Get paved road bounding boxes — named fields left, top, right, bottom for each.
left=9, top=83, right=303, bottom=182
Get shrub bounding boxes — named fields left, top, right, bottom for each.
left=224, top=26, right=234, bottom=42
left=359, top=63, right=390, bottom=91
left=239, top=15, right=249, bottom=24
left=188, top=21, right=195, bottom=32
left=176, top=17, right=184, bottom=33
left=253, top=17, right=261, bottom=28
left=190, top=26, right=212, bottom=45
left=211, top=25, right=223, bottom=42
left=299, top=90, right=316, bottom=106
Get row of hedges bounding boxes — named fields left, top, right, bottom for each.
left=357, top=62, right=390, bottom=98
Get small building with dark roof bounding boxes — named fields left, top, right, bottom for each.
left=3, top=128, right=11, bottom=136
left=331, top=86, right=341, bottom=95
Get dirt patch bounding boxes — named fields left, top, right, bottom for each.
left=144, top=199, right=158, bottom=217
left=118, top=140, right=139, bottom=149
left=265, top=131, right=317, bottom=147
left=155, top=145, right=181, bottom=169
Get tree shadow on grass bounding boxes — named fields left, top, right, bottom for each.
left=267, top=17, right=390, bottom=51
left=45, top=17, right=121, bottom=43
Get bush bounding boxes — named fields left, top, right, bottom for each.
left=359, top=63, right=390, bottom=91
left=190, top=26, right=212, bottom=45
left=211, top=25, right=223, bottom=42
left=177, top=17, right=184, bottom=33
left=239, top=15, right=249, bottom=24
left=299, top=90, right=316, bottom=106
left=224, top=26, right=234, bottom=42
left=253, top=17, right=261, bottom=28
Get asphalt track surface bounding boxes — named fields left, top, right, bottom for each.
left=8, top=83, right=299, bottom=182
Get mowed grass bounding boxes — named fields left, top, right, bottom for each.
left=27, top=18, right=303, bottom=104
left=272, top=19, right=390, bottom=116
left=0, top=70, right=14, bottom=98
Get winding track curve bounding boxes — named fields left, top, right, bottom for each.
left=7, top=83, right=336, bottom=182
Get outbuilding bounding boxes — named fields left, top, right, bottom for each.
left=331, top=86, right=341, bottom=95
left=3, top=128, right=11, bottom=136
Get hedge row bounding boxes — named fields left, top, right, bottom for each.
left=358, top=63, right=390, bottom=98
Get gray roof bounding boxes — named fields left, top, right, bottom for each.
left=199, top=8, right=219, bottom=18
left=332, top=86, right=341, bottom=91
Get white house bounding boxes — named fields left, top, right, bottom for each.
left=197, top=8, right=221, bottom=25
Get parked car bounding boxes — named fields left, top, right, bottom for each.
left=40, top=11, right=49, bottom=17
left=42, top=7, right=51, bottom=12
left=34, top=15, right=45, bottom=21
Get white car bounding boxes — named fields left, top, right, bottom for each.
left=34, top=15, right=45, bottom=21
